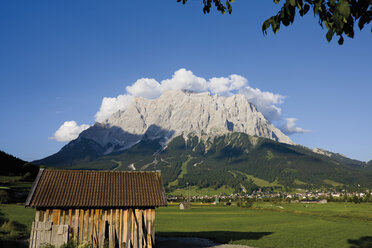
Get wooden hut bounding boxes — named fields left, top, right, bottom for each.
left=25, top=169, right=167, bottom=248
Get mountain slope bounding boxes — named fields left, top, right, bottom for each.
left=37, top=133, right=372, bottom=191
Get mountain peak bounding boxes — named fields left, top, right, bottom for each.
left=91, top=90, right=292, bottom=153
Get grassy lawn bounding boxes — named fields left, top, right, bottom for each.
left=156, top=203, right=372, bottom=248
left=1, top=202, right=372, bottom=248
left=0, top=204, right=35, bottom=241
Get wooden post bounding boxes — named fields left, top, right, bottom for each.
left=136, top=209, right=143, bottom=248
left=45, top=209, right=49, bottom=222
left=90, top=209, right=94, bottom=243
left=98, top=209, right=103, bottom=246
left=115, top=209, right=119, bottom=246
left=74, top=209, right=79, bottom=242
left=151, top=209, right=155, bottom=244
left=109, top=209, right=114, bottom=248
left=119, top=209, right=123, bottom=248
left=84, top=210, right=89, bottom=241
left=133, top=209, right=138, bottom=248
left=52, top=209, right=58, bottom=225
left=79, top=209, right=84, bottom=243
left=68, top=209, right=72, bottom=226
left=147, top=209, right=152, bottom=248
left=123, top=209, right=129, bottom=248
left=57, top=209, right=61, bottom=225
left=95, top=209, right=99, bottom=246
left=61, top=210, right=66, bottom=225
left=35, top=211, right=40, bottom=222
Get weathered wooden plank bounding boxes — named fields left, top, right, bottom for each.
left=74, top=209, right=79, bottom=241
left=123, top=209, right=129, bottom=248
left=68, top=209, right=72, bottom=226
left=115, top=209, right=119, bottom=246
left=52, top=209, right=58, bottom=225
left=94, top=209, right=99, bottom=246
left=137, top=209, right=143, bottom=248
left=109, top=209, right=114, bottom=248
left=151, top=209, right=155, bottom=244
left=147, top=209, right=152, bottom=248
left=90, top=209, right=94, bottom=243
left=133, top=209, right=138, bottom=248
left=84, top=209, right=89, bottom=241
left=61, top=210, right=66, bottom=225
left=57, top=209, right=61, bottom=225
left=98, top=209, right=103, bottom=246
left=51, top=224, right=68, bottom=247
left=79, top=209, right=84, bottom=243
left=119, top=209, right=123, bottom=248
left=45, top=209, right=49, bottom=222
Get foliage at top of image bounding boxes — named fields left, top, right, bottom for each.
left=177, top=0, right=372, bottom=45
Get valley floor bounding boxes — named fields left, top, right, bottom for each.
left=156, top=203, right=372, bottom=248
left=1, top=202, right=372, bottom=247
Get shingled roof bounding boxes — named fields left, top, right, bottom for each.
left=25, top=169, right=167, bottom=208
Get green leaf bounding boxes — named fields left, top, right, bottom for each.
left=336, top=0, right=350, bottom=18
left=326, top=29, right=335, bottom=42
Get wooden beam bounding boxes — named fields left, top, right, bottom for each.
left=68, top=209, right=72, bottom=226
left=136, top=209, right=143, bottom=248
left=147, top=209, right=152, bottom=248
left=123, top=209, right=129, bottom=248
left=61, top=210, right=66, bottom=225
left=90, top=209, right=94, bottom=243
left=98, top=209, right=103, bottom=246
left=35, top=210, right=40, bottom=222
left=57, top=209, right=61, bottom=225
left=79, top=209, right=84, bottom=243
left=45, top=209, right=49, bottom=222
left=52, top=209, right=58, bottom=225
left=94, top=209, right=99, bottom=246
left=115, top=209, right=119, bottom=246
left=74, top=209, right=79, bottom=241
left=119, top=209, right=123, bottom=248
left=84, top=209, right=89, bottom=241
left=133, top=209, right=138, bottom=248
left=109, top=209, right=114, bottom=248
left=151, top=209, right=155, bottom=244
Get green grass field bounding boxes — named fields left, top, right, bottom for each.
left=156, top=203, right=372, bottom=248
left=1, top=203, right=372, bottom=247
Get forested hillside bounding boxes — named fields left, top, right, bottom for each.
left=36, top=133, right=372, bottom=193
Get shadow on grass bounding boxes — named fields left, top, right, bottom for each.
left=157, top=231, right=273, bottom=244
left=348, top=236, right=372, bottom=248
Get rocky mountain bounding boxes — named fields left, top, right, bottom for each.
left=35, top=90, right=372, bottom=192
left=36, top=90, right=292, bottom=165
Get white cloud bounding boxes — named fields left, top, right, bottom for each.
left=50, top=121, right=90, bottom=142
left=161, top=68, right=208, bottom=92
left=279, top=118, right=310, bottom=135
left=239, top=86, right=285, bottom=121
left=208, top=74, right=248, bottom=96
left=95, top=94, right=134, bottom=122
left=126, top=78, right=162, bottom=99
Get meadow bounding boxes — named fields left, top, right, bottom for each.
left=156, top=202, right=372, bottom=248
left=1, top=202, right=372, bottom=247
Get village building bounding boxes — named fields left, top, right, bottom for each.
left=25, top=169, right=167, bottom=248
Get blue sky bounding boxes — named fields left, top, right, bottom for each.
left=0, top=0, right=371, bottom=162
